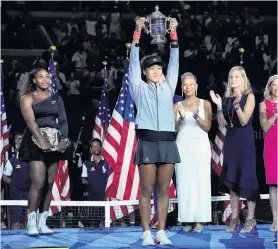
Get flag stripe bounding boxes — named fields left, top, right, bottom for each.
left=92, top=70, right=111, bottom=142
left=48, top=58, right=70, bottom=215
left=1, top=72, right=9, bottom=174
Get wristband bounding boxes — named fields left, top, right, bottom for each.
left=133, top=31, right=141, bottom=41
left=170, top=32, right=178, bottom=40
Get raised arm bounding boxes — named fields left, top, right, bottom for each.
left=166, top=18, right=179, bottom=95
left=20, top=95, right=51, bottom=151
left=128, top=17, right=144, bottom=101
left=209, top=90, right=227, bottom=128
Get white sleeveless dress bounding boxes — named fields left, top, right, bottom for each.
left=175, top=99, right=212, bottom=222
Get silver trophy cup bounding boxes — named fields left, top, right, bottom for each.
left=143, top=5, right=171, bottom=44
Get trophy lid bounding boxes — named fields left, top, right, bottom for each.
left=148, top=5, right=166, bottom=19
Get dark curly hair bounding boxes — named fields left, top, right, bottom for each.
left=20, top=68, right=47, bottom=98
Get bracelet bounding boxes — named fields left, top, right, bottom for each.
left=179, top=117, right=185, bottom=123
left=217, top=105, right=223, bottom=111
left=217, top=109, right=223, bottom=114
left=234, top=105, right=240, bottom=111
left=170, top=32, right=177, bottom=40
left=269, top=119, right=275, bottom=127
left=133, top=31, right=141, bottom=40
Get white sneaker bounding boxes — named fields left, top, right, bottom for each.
left=156, top=230, right=172, bottom=245
left=78, top=221, right=84, bottom=228
left=27, top=211, right=39, bottom=236
left=1, top=222, right=7, bottom=229
left=142, top=230, right=155, bottom=246
left=38, top=225, right=53, bottom=235
left=38, top=211, right=53, bottom=235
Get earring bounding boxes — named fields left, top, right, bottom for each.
left=182, top=91, right=184, bottom=97
left=195, top=89, right=198, bottom=96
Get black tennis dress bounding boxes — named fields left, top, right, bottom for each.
left=18, top=93, right=69, bottom=164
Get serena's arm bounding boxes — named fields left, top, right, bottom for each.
left=57, top=96, right=68, bottom=138
left=20, top=95, right=45, bottom=141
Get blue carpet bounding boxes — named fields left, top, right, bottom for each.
left=1, top=225, right=277, bottom=249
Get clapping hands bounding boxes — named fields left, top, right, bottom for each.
left=209, top=90, right=222, bottom=107
left=233, top=93, right=242, bottom=109
left=192, top=108, right=199, bottom=120
left=177, top=102, right=185, bottom=120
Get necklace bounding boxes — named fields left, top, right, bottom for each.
left=228, top=97, right=234, bottom=128
left=184, top=98, right=198, bottom=113
left=184, top=98, right=198, bottom=107
left=270, top=96, right=278, bottom=103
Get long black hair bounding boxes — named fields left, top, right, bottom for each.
left=20, top=68, right=47, bottom=98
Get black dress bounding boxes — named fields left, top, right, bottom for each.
left=219, top=94, right=259, bottom=201
left=19, top=93, right=69, bottom=165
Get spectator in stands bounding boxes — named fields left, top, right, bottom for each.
left=107, top=5, right=122, bottom=39
left=2, top=133, right=30, bottom=229
left=54, top=63, right=66, bottom=98
left=6, top=60, right=20, bottom=104
left=81, top=138, right=110, bottom=228
left=72, top=47, right=87, bottom=75
left=32, top=55, right=47, bottom=70
left=15, top=65, right=29, bottom=106
left=259, top=75, right=278, bottom=232
left=66, top=72, right=80, bottom=96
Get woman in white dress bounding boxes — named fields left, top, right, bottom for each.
left=174, top=72, right=212, bottom=232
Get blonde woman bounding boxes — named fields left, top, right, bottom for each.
left=210, top=66, right=259, bottom=233
left=175, top=72, right=212, bottom=232
left=259, top=74, right=278, bottom=232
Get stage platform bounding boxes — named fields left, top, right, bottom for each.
left=1, top=225, right=277, bottom=249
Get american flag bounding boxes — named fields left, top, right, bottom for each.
left=0, top=71, right=9, bottom=177
left=102, top=59, right=138, bottom=220
left=103, top=59, right=176, bottom=221
left=49, top=160, right=71, bottom=214
left=48, top=58, right=70, bottom=215
left=48, top=57, right=57, bottom=95
left=92, top=69, right=111, bottom=142
left=211, top=126, right=245, bottom=223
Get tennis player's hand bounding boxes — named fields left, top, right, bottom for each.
left=38, top=138, right=51, bottom=152
left=135, top=17, right=145, bottom=32
left=169, top=18, right=178, bottom=32
left=57, top=138, right=69, bottom=153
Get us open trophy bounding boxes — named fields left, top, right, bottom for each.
left=143, top=5, right=173, bottom=44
